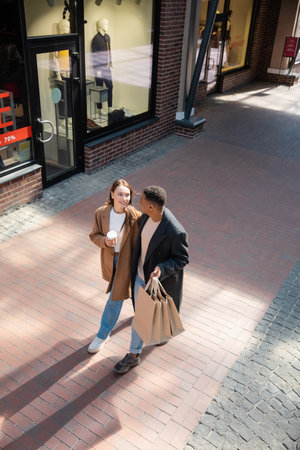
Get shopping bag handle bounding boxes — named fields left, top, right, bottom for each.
left=156, top=279, right=168, bottom=297
left=145, top=276, right=159, bottom=297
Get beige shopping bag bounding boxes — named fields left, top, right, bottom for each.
left=132, top=278, right=161, bottom=345
left=152, top=300, right=163, bottom=343
left=156, top=280, right=185, bottom=337
left=160, top=297, right=173, bottom=341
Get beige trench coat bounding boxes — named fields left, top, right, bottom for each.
left=89, top=204, right=141, bottom=301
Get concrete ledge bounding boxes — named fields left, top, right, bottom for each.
left=175, top=116, right=206, bottom=128
left=0, top=164, right=42, bottom=186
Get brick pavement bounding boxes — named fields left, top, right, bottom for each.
left=0, top=82, right=300, bottom=449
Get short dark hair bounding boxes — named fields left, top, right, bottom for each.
left=143, top=186, right=167, bottom=207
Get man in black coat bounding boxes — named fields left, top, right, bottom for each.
left=114, top=186, right=189, bottom=374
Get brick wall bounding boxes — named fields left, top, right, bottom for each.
left=85, top=0, right=187, bottom=173
left=0, top=168, right=43, bottom=215
left=174, top=122, right=205, bottom=138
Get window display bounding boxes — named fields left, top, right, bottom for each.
left=0, top=1, right=32, bottom=173
left=222, top=0, right=253, bottom=71
left=84, top=0, right=154, bottom=132
left=198, top=0, right=254, bottom=87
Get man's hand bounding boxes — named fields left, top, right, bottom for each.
left=150, top=266, right=161, bottom=279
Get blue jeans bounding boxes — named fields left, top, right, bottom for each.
left=129, top=274, right=145, bottom=354
left=97, top=255, right=124, bottom=339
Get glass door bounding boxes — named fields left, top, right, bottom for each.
left=29, top=40, right=82, bottom=185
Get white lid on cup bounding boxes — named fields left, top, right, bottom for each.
left=107, top=230, right=117, bottom=239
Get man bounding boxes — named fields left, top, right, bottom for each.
left=114, top=186, right=189, bottom=374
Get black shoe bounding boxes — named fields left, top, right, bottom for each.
left=114, top=353, right=140, bottom=374
left=156, top=340, right=169, bottom=346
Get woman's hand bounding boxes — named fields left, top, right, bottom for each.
left=105, top=237, right=115, bottom=247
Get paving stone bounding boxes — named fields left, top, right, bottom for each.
left=193, top=423, right=211, bottom=438
left=205, top=404, right=219, bottom=417
left=277, top=406, right=294, bottom=420
left=285, top=425, right=300, bottom=442
left=228, top=419, right=254, bottom=442
left=244, top=391, right=261, bottom=406
left=282, top=439, right=299, bottom=450
left=248, top=407, right=265, bottom=423
left=256, top=400, right=272, bottom=414
left=222, top=431, right=243, bottom=447
left=206, top=430, right=226, bottom=448
left=199, top=414, right=216, bottom=428
left=222, top=377, right=237, bottom=391
left=234, top=383, right=249, bottom=396
left=274, top=391, right=298, bottom=411
left=213, top=419, right=230, bottom=436
left=227, top=372, right=253, bottom=386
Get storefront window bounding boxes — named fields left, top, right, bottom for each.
left=24, top=0, right=72, bottom=37
left=198, top=0, right=254, bottom=85
left=0, top=0, right=32, bottom=173
left=222, top=0, right=253, bottom=71
left=84, top=0, right=154, bottom=133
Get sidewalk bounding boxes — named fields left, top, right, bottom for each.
left=1, top=82, right=300, bottom=449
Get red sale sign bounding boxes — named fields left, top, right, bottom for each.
left=0, top=90, right=32, bottom=146
left=283, top=36, right=299, bottom=58
left=0, top=126, right=32, bottom=147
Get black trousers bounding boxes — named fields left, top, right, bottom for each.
left=95, top=68, right=113, bottom=108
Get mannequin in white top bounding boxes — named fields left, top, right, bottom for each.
left=54, top=19, right=70, bottom=81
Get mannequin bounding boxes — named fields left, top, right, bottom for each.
left=53, top=18, right=72, bottom=119
left=54, top=19, right=70, bottom=81
left=91, top=18, right=113, bottom=114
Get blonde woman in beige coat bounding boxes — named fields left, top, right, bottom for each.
left=88, top=179, right=141, bottom=353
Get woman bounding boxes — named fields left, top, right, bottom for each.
left=88, top=179, right=141, bottom=353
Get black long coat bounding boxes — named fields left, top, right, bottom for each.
left=131, top=207, right=189, bottom=311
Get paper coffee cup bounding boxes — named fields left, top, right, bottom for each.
left=107, top=230, right=117, bottom=245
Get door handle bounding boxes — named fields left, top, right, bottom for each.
left=37, top=118, right=55, bottom=143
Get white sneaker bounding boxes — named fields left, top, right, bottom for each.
left=88, top=336, right=110, bottom=354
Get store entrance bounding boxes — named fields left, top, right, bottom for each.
left=29, top=40, right=82, bottom=186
